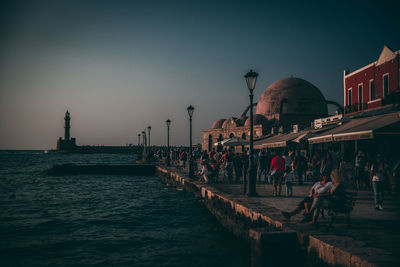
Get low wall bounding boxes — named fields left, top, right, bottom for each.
left=155, top=166, right=378, bottom=267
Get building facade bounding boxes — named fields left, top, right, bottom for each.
left=343, top=45, right=400, bottom=114
left=202, top=77, right=330, bottom=152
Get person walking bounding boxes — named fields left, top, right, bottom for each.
left=355, top=150, right=366, bottom=190
left=241, top=151, right=249, bottom=184
left=370, top=155, right=389, bottom=210
left=233, top=153, right=243, bottom=183
left=270, top=150, right=285, bottom=196
left=284, top=166, right=294, bottom=197
left=257, top=150, right=268, bottom=182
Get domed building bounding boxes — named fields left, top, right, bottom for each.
left=202, top=77, right=330, bottom=152
left=256, top=77, right=328, bottom=130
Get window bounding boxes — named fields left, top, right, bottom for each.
left=369, top=80, right=375, bottom=101
left=348, top=88, right=352, bottom=106
left=241, top=133, right=246, bottom=139
left=358, top=84, right=363, bottom=106
left=229, top=133, right=234, bottom=138
left=208, top=135, right=212, bottom=151
left=383, top=74, right=389, bottom=97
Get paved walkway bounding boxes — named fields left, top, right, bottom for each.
left=210, top=181, right=400, bottom=266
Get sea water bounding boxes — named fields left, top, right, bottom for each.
left=0, top=151, right=249, bottom=266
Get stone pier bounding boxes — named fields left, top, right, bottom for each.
left=156, top=166, right=400, bottom=267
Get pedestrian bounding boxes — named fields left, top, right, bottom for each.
left=224, top=150, right=234, bottom=183
left=180, top=150, right=187, bottom=168
left=370, top=155, right=389, bottom=210
left=233, top=153, right=243, bottom=183
left=257, top=150, right=268, bottom=182
left=284, top=166, right=294, bottom=197
left=270, top=150, right=285, bottom=196
left=241, top=151, right=249, bottom=184
left=355, top=150, right=366, bottom=190
left=294, top=151, right=307, bottom=185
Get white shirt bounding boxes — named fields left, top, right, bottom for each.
left=311, top=181, right=333, bottom=194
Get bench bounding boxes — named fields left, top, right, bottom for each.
left=326, top=191, right=357, bottom=227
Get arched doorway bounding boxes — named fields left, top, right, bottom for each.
left=208, top=134, right=212, bottom=152
left=229, top=133, right=235, bottom=138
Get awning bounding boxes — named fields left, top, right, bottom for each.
left=214, top=137, right=249, bottom=147
left=254, top=131, right=306, bottom=149
left=308, top=111, right=400, bottom=144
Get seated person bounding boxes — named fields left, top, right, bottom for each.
left=306, top=170, right=345, bottom=225
left=198, top=160, right=212, bottom=184
left=281, top=170, right=332, bottom=222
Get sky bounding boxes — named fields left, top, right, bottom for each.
left=0, top=0, right=399, bottom=149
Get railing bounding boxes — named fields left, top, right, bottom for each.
left=344, top=103, right=368, bottom=113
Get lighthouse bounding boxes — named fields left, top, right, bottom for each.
left=56, top=110, right=76, bottom=151
left=64, top=110, right=71, bottom=140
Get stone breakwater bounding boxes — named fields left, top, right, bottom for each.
left=156, top=166, right=396, bottom=267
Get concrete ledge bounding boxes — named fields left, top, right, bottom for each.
left=155, top=166, right=384, bottom=267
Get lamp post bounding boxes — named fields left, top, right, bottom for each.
left=138, top=133, right=141, bottom=146
left=187, top=105, right=194, bottom=177
left=166, top=119, right=171, bottom=166
left=142, top=130, right=146, bottom=155
left=147, top=126, right=151, bottom=147
left=245, top=69, right=258, bottom=197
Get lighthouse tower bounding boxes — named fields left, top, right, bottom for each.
left=64, top=110, right=71, bottom=140
left=56, top=110, right=76, bottom=151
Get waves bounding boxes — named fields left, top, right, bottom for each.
left=0, top=151, right=249, bottom=266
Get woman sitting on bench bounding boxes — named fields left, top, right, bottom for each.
left=306, top=169, right=345, bottom=225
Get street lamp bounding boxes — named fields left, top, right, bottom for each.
left=187, top=105, right=194, bottom=177
left=245, top=69, right=258, bottom=197
left=147, top=126, right=151, bottom=147
left=138, top=133, right=141, bottom=146
left=166, top=119, right=171, bottom=166
left=142, top=130, right=146, bottom=154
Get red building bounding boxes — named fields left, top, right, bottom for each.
left=343, top=45, right=400, bottom=114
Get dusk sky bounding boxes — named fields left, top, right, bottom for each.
left=0, top=0, right=399, bottom=149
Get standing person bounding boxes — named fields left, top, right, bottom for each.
left=257, top=150, right=268, bottom=182
left=355, top=150, right=366, bottom=190
left=320, top=152, right=333, bottom=179
left=224, top=150, right=234, bottom=183
left=311, top=152, right=321, bottom=182
left=233, top=153, right=243, bottom=183
left=180, top=150, right=187, bottom=169
left=283, top=151, right=293, bottom=169
left=370, top=155, right=388, bottom=210
left=241, top=151, right=249, bottom=185
left=284, top=166, right=294, bottom=197
left=200, top=150, right=209, bottom=162
left=294, top=151, right=307, bottom=185
left=209, top=148, right=217, bottom=161
left=270, top=150, right=285, bottom=196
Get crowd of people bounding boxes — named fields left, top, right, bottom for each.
left=140, top=145, right=399, bottom=213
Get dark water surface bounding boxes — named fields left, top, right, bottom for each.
left=0, top=151, right=249, bottom=266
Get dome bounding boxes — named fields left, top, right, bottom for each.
left=256, top=77, right=328, bottom=118
left=212, top=119, right=226, bottom=129
left=222, top=117, right=237, bottom=128
left=244, top=114, right=269, bottom=127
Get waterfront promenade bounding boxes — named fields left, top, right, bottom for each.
left=156, top=165, right=400, bottom=267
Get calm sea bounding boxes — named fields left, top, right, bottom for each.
left=0, top=151, right=249, bottom=266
